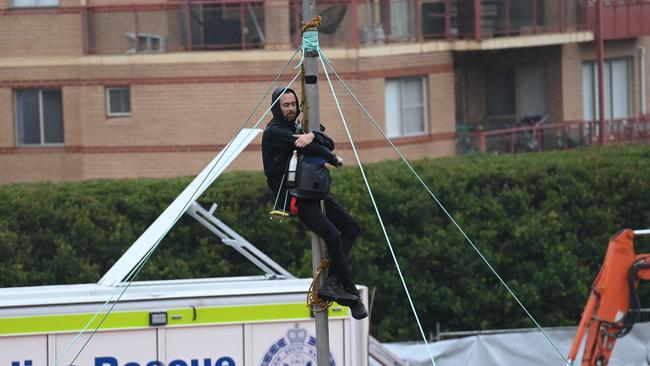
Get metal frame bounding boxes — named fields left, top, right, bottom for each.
left=15, top=88, right=65, bottom=147
left=386, top=75, right=429, bottom=138
left=105, top=86, right=132, bottom=117
left=187, top=202, right=295, bottom=279
left=98, top=128, right=262, bottom=286
left=11, top=0, right=59, bottom=8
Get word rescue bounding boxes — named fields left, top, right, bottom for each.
left=10, top=357, right=236, bottom=366
left=94, top=357, right=236, bottom=366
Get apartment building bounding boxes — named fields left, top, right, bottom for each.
left=1, top=0, right=648, bottom=183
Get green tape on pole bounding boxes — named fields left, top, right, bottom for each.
left=302, top=31, right=319, bottom=53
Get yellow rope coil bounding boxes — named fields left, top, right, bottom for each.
left=307, top=259, right=332, bottom=312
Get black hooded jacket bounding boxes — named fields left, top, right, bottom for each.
left=262, top=87, right=338, bottom=197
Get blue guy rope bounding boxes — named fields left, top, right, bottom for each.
left=53, top=47, right=304, bottom=366
left=317, top=51, right=439, bottom=366
left=320, top=54, right=571, bottom=366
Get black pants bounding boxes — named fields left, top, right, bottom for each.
left=296, top=195, right=360, bottom=289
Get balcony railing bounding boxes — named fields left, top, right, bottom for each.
left=2, top=0, right=647, bottom=55
left=48, top=0, right=595, bottom=55
left=81, top=1, right=267, bottom=54
left=580, top=0, right=650, bottom=40
left=458, top=115, right=650, bottom=155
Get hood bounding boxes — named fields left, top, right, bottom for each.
left=271, top=87, right=301, bottom=124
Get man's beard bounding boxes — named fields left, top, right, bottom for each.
left=285, top=113, right=296, bottom=122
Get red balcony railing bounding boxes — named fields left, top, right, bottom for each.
left=460, top=115, right=650, bottom=155
left=580, top=0, right=650, bottom=40
left=3, top=0, right=648, bottom=55
left=81, top=0, right=268, bottom=55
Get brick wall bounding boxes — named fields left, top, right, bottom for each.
left=0, top=88, right=14, bottom=148
left=0, top=152, right=83, bottom=183
left=0, top=13, right=82, bottom=57
left=560, top=43, right=582, bottom=120
left=264, top=0, right=291, bottom=49
left=0, top=48, right=456, bottom=183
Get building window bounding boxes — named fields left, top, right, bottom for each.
left=106, top=87, right=131, bottom=117
left=12, top=0, right=58, bottom=7
left=15, top=89, right=64, bottom=146
left=582, top=58, right=630, bottom=120
left=384, top=76, right=427, bottom=138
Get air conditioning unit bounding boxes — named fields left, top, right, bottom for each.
left=124, top=32, right=167, bottom=54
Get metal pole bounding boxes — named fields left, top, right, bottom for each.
left=474, top=0, right=482, bottom=40
left=640, top=47, right=646, bottom=114
left=596, top=0, right=606, bottom=145
left=301, top=0, right=330, bottom=364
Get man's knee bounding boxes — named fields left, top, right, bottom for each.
left=348, top=218, right=360, bottom=239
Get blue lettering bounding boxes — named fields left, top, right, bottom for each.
left=215, top=357, right=235, bottom=366
left=92, top=356, right=236, bottom=366
left=10, top=361, right=33, bottom=366
left=96, top=357, right=119, bottom=366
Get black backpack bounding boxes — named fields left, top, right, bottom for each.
left=287, top=152, right=330, bottom=199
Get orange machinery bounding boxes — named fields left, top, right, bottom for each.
left=568, top=229, right=650, bottom=365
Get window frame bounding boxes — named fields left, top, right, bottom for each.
left=105, top=86, right=132, bottom=118
left=385, top=76, right=429, bottom=138
left=14, top=88, right=64, bottom=147
left=582, top=57, right=631, bottom=121
left=11, top=0, right=59, bottom=8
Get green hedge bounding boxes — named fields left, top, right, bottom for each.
left=1, top=144, right=649, bottom=341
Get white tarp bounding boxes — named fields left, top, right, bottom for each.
left=383, top=322, right=650, bottom=366
left=99, top=129, right=262, bottom=286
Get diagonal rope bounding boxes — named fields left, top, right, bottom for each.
left=317, top=52, right=438, bottom=366
left=321, top=57, right=571, bottom=365
left=54, top=47, right=303, bottom=366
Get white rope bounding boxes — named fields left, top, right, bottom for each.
left=321, top=58, right=571, bottom=366
left=318, top=51, right=439, bottom=366
left=54, top=48, right=304, bottom=366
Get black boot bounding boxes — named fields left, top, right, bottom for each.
left=318, top=276, right=359, bottom=305
left=343, top=285, right=368, bottom=320
left=349, top=300, right=368, bottom=320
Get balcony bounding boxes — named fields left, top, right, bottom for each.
left=78, top=0, right=591, bottom=54
left=2, top=0, right=647, bottom=55
left=581, top=0, right=650, bottom=40
left=457, top=116, right=650, bottom=155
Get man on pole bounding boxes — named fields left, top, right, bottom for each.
left=262, top=87, right=368, bottom=320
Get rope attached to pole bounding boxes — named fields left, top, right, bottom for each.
left=299, top=15, right=321, bottom=130
left=299, top=14, right=333, bottom=311
left=318, top=50, right=571, bottom=366
left=307, top=260, right=333, bottom=312
left=54, top=47, right=304, bottom=366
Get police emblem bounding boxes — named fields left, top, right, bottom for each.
left=261, top=325, right=335, bottom=366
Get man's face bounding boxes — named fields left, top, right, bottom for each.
left=279, top=93, right=298, bottom=122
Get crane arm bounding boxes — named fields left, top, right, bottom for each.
left=568, top=229, right=650, bottom=366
